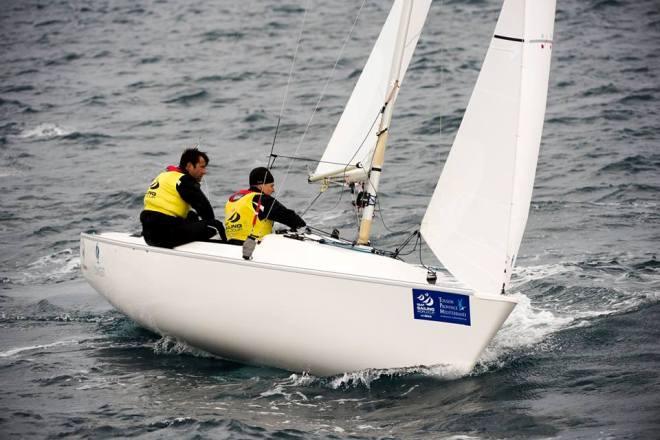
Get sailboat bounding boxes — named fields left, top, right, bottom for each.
left=81, top=0, right=556, bottom=376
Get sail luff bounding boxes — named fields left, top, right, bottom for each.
left=420, top=0, right=556, bottom=295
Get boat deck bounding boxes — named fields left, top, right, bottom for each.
left=87, top=232, right=470, bottom=293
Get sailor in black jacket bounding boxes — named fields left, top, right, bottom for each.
left=140, top=148, right=226, bottom=248
left=225, top=167, right=306, bottom=243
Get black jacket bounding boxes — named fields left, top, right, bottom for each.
left=249, top=186, right=306, bottom=230
left=176, top=173, right=215, bottom=221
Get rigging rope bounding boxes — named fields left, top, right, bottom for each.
left=271, top=0, right=369, bottom=198
left=268, top=0, right=311, bottom=169
left=262, top=0, right=369, bottom=225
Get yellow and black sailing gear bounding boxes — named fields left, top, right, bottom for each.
left=224, top=190, right=273, bottom=241
left=143, top=170, right=190, bottom=218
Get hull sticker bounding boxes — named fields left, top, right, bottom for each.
left=412, top=289, right=471, bottom=326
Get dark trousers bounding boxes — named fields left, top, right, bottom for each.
left=140, top=210, right=226, bottom=249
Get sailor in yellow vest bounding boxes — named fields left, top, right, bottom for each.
left=225, top=167, right=306, bottom=243
left=140, top=147, right=226, bottom=248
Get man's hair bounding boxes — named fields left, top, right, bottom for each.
left=179, top=147, right=209, bottom=170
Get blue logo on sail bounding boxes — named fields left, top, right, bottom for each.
left=412, top=289, right=471, bottom=326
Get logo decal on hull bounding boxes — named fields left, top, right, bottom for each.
left=94, top=242, right=105, bottom=276
left=412, top=289, right=471, bottom=326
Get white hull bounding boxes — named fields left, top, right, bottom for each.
left=81, top=232, right=516, bottom=376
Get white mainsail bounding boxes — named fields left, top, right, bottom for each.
left=421, top=0, right=557, bottom=295
left=309, top=0, right=431, bottom=182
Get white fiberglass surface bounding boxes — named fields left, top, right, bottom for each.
left=93, top=232, right=467, bottom=291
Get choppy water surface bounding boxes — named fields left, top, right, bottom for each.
left=1, top=0, right=659, bottom=438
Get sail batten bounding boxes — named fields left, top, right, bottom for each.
left=420, top=0, right=556, bottom=295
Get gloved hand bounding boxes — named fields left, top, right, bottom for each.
left=186, top=211, right=201, bottom=221
left=208, top=219, right=227, bottom=242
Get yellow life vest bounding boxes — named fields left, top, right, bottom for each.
left=143, top=170, right=190, bottom=218
left=224, top=190, right=273, bottom=241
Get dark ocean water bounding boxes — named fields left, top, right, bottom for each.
left=1, top=0, right=659, bottom=438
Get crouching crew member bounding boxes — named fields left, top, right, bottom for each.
left=140, top=147, right=226, bottom=248
left=225, top=167, right=306, bottom=244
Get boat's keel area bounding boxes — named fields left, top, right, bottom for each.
left=81, top=232, right=517, bottom=376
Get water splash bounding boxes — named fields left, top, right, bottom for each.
left=476, top=292, right=571, bottom=369
left=474, top=257, right=660, bottom=370
left=153, top=335, right=214, bottom=358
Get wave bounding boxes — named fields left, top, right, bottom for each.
left=0, top=85, right=34, bottom=93
left=199, top=30, right=245, bottom=42
left=560, top=183, right=659, bottom=203
left=580, top=83, right=620, bottom=97
left=587, top=0, right=625, bottom=11
left=599, top=154, right=660, bottom=174
left=126, top=80, right=157, bottom=90
left=80, top=95, right=107, bottom=106
left=153, top=336, right=215, bottom=358
left=272, top=5, right=306, bottom=14
left=163, top=89, right=209, bottom=105
left=619, top=91, right=656, bottom=105
left=0, top=339, right=79, bottom=358
left=17, top=123, right=73, bottom=139
left=0, top=297, right=115, bottom=326
left=470, top=256, right=659, bottom=370
left=44, top=52, right=82, bottom=66
left=257, top=362, right=470, bottom=394
left=5, top=248, right=80, bottom=286
left=0, top=97, right=35, bottom=113
left=61, top=131, right=111, bottom=143
left=89, top=190, right=143, bottom=211
left=139, top=56, right=161, bottom=64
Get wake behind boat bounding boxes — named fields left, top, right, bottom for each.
left=81, top=0, right=557, bottom=375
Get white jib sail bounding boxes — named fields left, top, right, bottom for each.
left=420, top=0, right=557, bottom=295
left=309, top=0, right=431, bottom=182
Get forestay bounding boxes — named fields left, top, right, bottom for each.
left=309, top=0, right=431, bottom=182
left=421, top=0, right=557, bottom=295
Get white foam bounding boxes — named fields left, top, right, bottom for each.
left=12, top=249, right=80, bottom=285
left=0, top=339, right=78, bottom=358
left=263, top=363, right=471, bottom=391
left=153, top=335, right=214, bottom=358
left=476, top=258, right=659, bottom=369
left=510, top=262, right=570, bottom=288
left=477, top=292, right=572, bottom=367
left=18, top=123, right=73, bottom=139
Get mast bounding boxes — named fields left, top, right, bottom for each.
left=357, top=0, right=413, bottom=245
